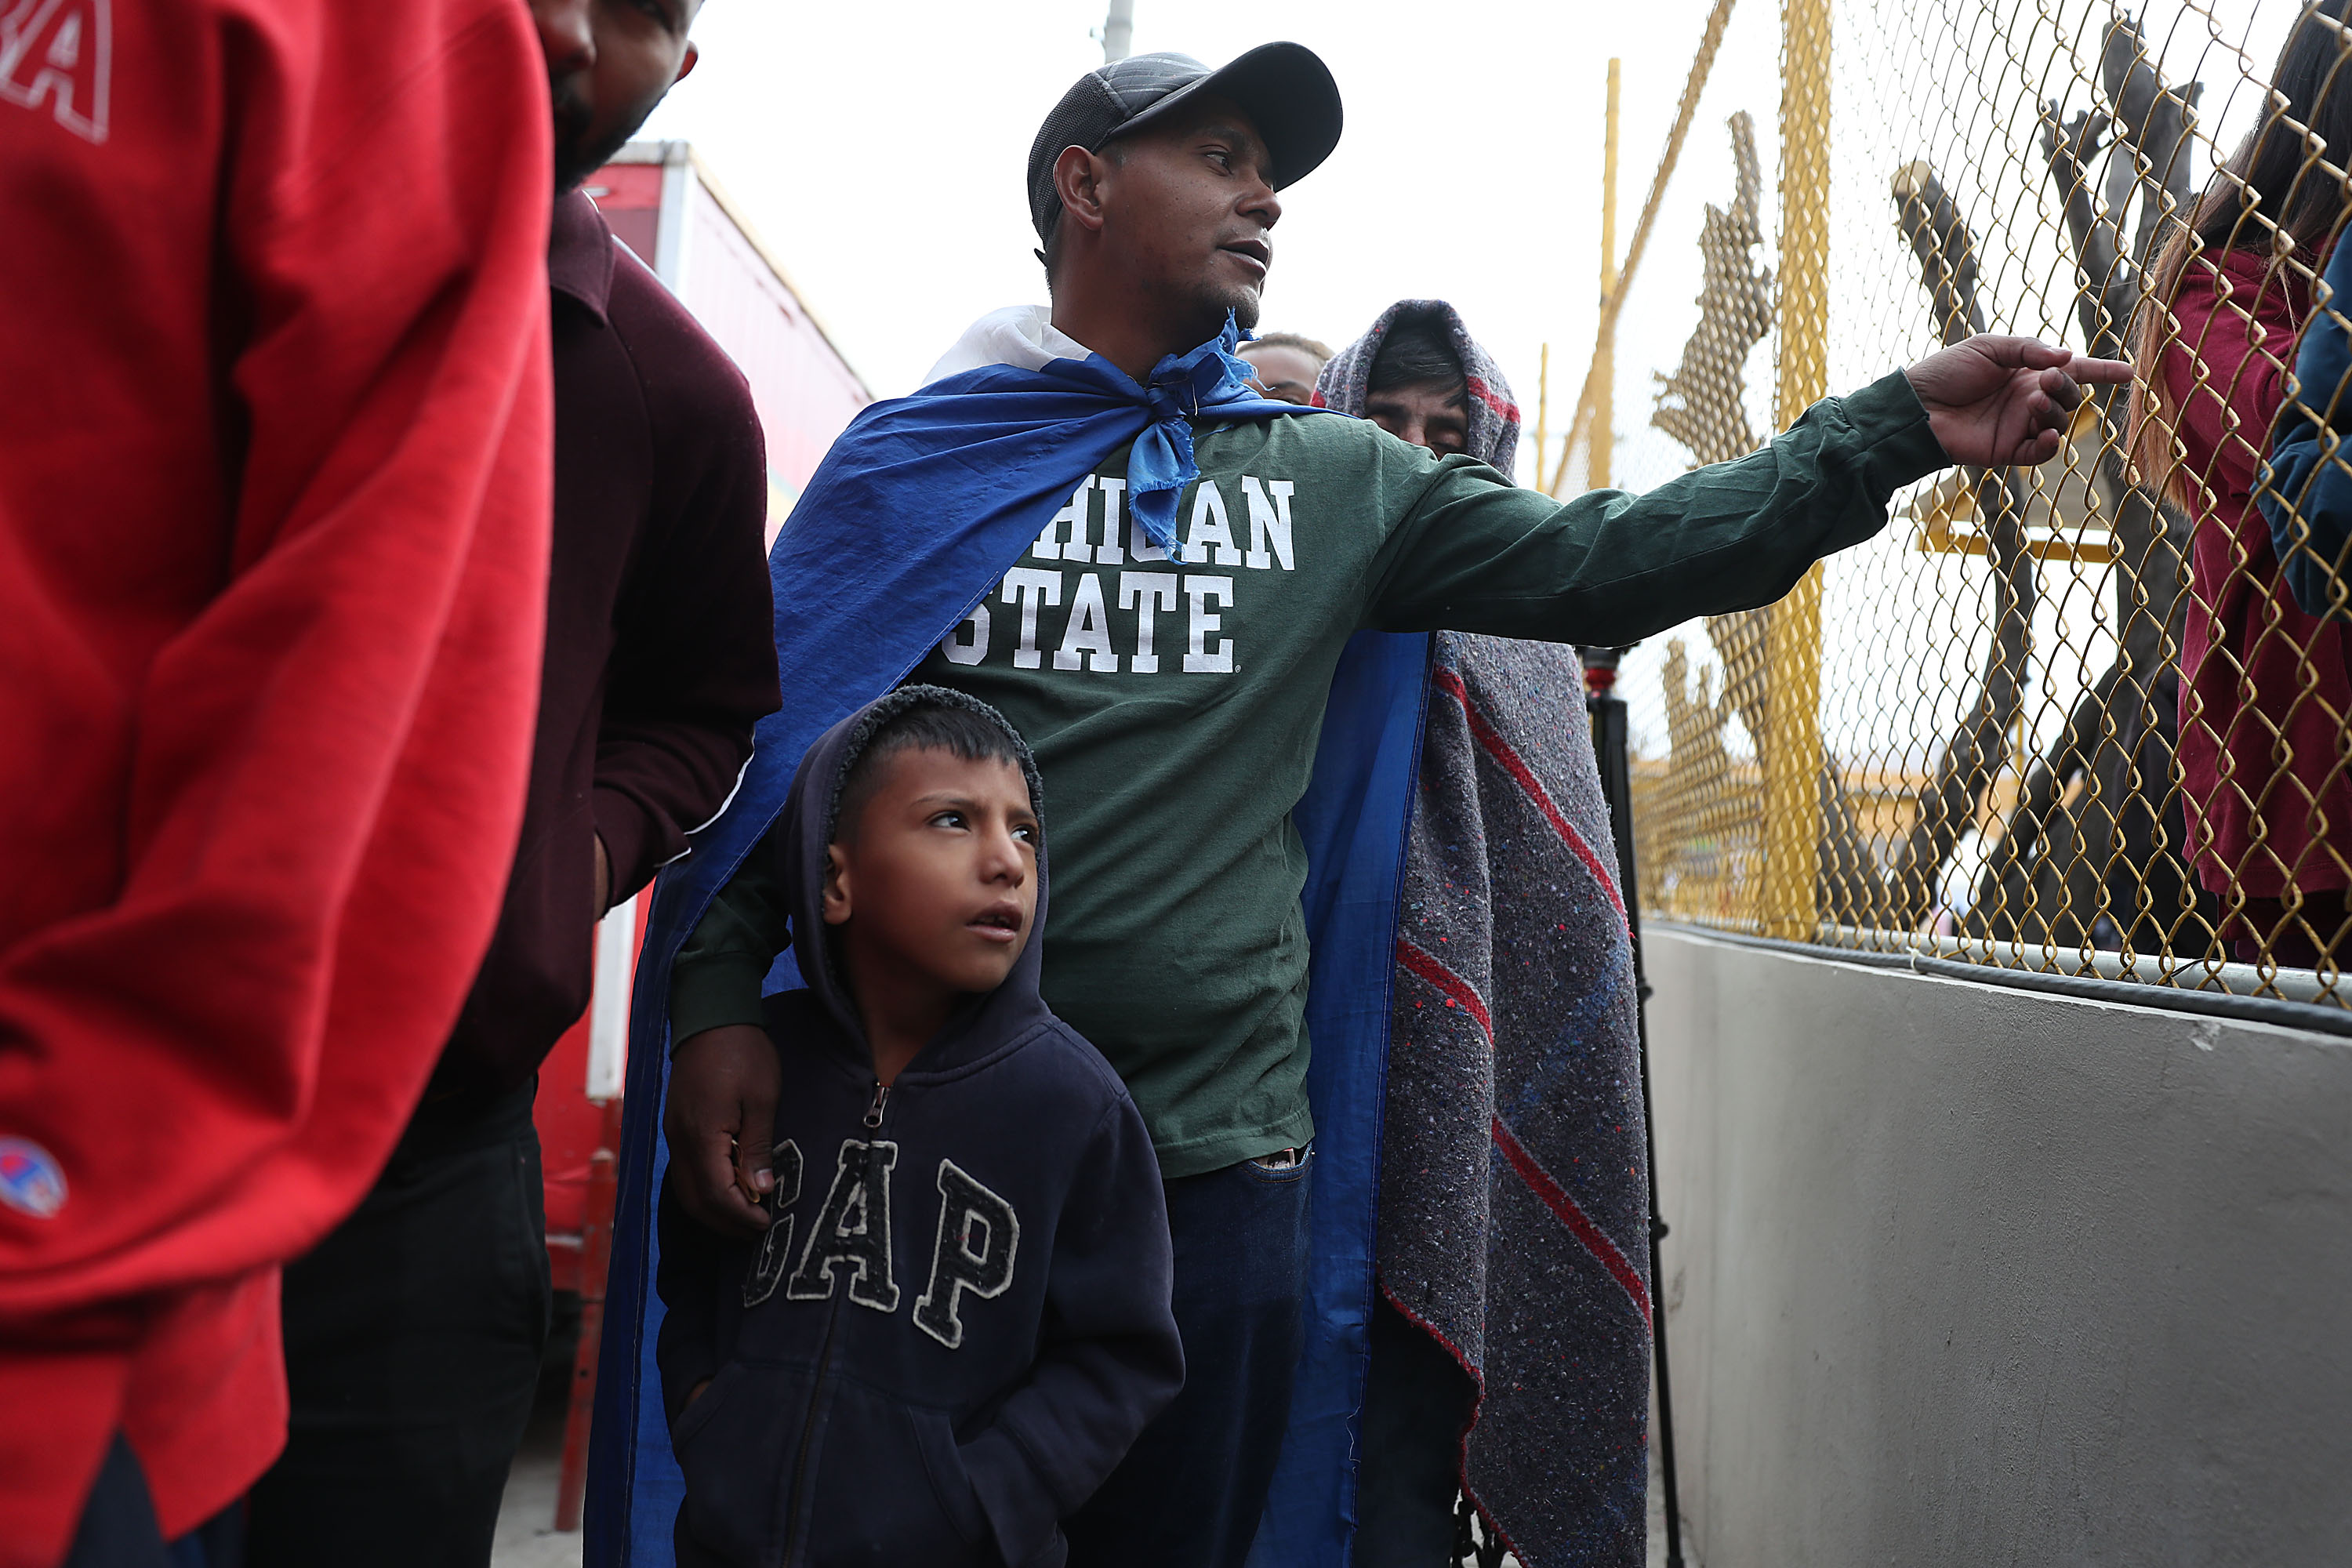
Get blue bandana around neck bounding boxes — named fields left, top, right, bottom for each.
left=587, top=315, right=1432, bottom=1568
left=1123, top=326, right=1268, bottom=560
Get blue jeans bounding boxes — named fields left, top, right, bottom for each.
left=1064, top=1147, right=1314, bottom=1568
left=65, top=1434, right=243, bottom=1568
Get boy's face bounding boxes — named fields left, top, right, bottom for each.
left=822, top=747, right=1040, bottom=997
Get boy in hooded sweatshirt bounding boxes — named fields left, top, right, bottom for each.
left=656, top=687, right=1183, bottom=1568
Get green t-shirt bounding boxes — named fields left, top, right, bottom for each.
left=673, top=372, right=1943, bottom=1177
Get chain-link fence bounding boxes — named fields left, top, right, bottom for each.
left=1552, top=0, right=2352, bottom=1002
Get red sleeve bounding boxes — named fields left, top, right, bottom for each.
left=0, top=0, right=551, bottom=1338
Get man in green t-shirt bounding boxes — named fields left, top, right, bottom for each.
left=659, top=42, right=2126, bottom=1567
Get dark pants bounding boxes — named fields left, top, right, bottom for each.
left=246, top=1080, right=550, bottom=1568
left=65, top=1435, right=243, bottom=1568
left=1355, top=1291, right=1479, bottom=1568
left=1064, top=1148, right=1314, bottom=1568
left=2228, top=889, right=2350, bottom=967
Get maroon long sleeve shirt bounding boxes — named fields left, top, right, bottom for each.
left=439, top=189, right=781, bottom=1094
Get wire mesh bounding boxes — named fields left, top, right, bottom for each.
left=1570, top=0, right=2352, bottom=999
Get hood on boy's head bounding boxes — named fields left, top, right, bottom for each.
left=772, top=684, right=1050, bottom=1047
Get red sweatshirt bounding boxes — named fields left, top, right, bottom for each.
left=0, top=2, right=554, bottom=1561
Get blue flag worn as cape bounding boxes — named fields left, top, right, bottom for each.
left=586, top=318, right=1431, bottom=1568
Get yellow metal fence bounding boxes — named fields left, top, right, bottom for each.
left=1573, top=0, right=2352, bottom=1000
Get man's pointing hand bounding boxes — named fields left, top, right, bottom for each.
left=1904, top=334, right=2134, bottom=469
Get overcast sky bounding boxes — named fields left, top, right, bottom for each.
left=640, top=0, right=1793, bottom=484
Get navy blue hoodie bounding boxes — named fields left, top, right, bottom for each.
left=655, top=687, right=1182, bottom=1568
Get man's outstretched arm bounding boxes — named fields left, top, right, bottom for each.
left=1368, top=336, right=2129, bottom=644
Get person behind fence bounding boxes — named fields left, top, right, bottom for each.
left=2265, top=183, right=2352, bottom=623
left=620, top=42, right=2129, bottom=1568
left=1316, top=300, right=1653, bottom=1568
left=2128, top=0, right=2352, bottom=968
left=1238, top=331, right=1332, bottom=404
left=654, top=687, right=1181, bottom=1568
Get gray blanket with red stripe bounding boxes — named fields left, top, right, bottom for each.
left=1320, top=303, right=1651, bottom=1566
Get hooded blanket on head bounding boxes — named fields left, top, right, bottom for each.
left=585, top=306, right=1432, bottom=1568
left=1319, top=303, right=1653, bottom=1567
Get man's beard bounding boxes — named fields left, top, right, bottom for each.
left=550, top=83, right=658, bottom=196
left=1183, top=278, right=1261, bottom=339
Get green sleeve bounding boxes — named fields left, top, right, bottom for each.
left=669, top=821, right=792, bottom=1043
left=1363, top=371, right=1946, bottom=642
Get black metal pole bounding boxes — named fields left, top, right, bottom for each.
left=1580, top=645, right=1686, bottom=1568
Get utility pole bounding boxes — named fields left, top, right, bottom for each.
left=1762, top=0, right=1831, bottom=941
left=1578, top=647, right=1688, bottom=1568
left=1099, top=0, right=1134, bottom=63
left=1534, top=344, right=1551, bottom=491
left=1592, top=58, right=1621, bottom=490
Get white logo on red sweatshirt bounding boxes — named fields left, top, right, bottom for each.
left=0, top=1137, right=67, bottom=1218
left=1, top=0, right=110, bottom=145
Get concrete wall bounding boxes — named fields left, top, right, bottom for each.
left=1644, top=926, right=2352, bottom=1567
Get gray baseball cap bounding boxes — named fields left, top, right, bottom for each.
left=1025, top=42, right=1345, bottom=244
